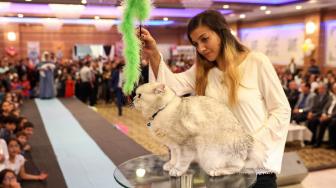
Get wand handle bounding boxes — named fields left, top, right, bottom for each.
left=140, top=22, right=143, bottom=60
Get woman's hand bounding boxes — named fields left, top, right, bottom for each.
left=137, top=27, right=161, bottom=77
left=137, top=27, right=160, bottom=63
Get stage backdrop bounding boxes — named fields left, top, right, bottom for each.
left=240, top=23, right=305, bottom=66
left=325, top=20, right=336, bottom=67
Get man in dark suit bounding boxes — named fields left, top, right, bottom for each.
left=305, top=83, right=331, bottom=146
left=285, top=80, right=300, bottom=110
left=313, top=84, right=336, bottom=147
left=292, top=82, right=315, bottom=124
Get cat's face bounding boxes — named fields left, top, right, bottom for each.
left=134, top=82, right=175, bottom=119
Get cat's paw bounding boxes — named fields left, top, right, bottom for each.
left=206, top=168, right=236, bottom=176
left=169, top=167, right=186, bottom=177
left=163, top=161, right=175, bottom=171
left=207, top=169, right=224, bottom=177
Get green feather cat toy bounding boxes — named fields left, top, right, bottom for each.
left=119, top=0, right=152, bottom=94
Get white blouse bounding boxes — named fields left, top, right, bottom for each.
left=5, top=154, right=25, bottom=175
left=149, top=51, right=291, bottom=174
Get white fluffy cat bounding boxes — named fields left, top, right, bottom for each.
left=133, top=82, right=265, bottom=177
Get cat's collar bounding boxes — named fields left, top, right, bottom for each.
left=147, top=107, right=165, bottom=127
left=147, top=96, right=176, bottom=127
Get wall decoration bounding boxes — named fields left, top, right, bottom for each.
left=27, top=41, right=40, bottom=64
left=240, top=23, right=305, bottom=65
left=325, top=20, right=336, bottom=67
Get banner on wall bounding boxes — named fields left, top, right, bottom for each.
left=27, top=41, right=40, bottom=65
left=326, top=21, right=336, bottom=67
left=172, top=45, right=196, bottom=59
left=240, top=23, right=305, bottom=65
left=73, top=44, right=114, bottom=59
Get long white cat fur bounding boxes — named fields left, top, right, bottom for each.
left=133, top=82, right=266, bottom=177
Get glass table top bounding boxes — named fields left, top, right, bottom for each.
left=114, top=154, right=257, bottom=188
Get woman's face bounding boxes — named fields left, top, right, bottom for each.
left=190, top=25, right=221, bottom=62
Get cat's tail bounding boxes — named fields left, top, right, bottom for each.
left=243, top=135, right=267, bottom=171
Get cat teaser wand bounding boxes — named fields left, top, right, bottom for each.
left=119, top=0, right=152, bottom=95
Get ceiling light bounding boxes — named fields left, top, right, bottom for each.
left=17, top=14, right=24, bottom=18
left=306, top=21, right=316, bottom=34
left=260, top=6, right=267, bottom=10
left=239, top=14, right=246, bottom=19
left=296, top=5, right=302, bottom=10
left=163, top=17, right=169, bottom=21
left=81, top=0, right=87, bottom=4
left=94, top=16, right=100, bottom=20
left=265, top=10, right=271, bottom=15
left=25, top=0, right=32, bottom=2
left=7, top=32, right=16, bottom=42
left=223, top=5, right=230, bottom=9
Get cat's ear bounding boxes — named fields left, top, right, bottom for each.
left=154, top=84, right=165, bottom=94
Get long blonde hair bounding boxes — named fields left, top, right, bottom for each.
left=187, top=10, right=249, bottom=106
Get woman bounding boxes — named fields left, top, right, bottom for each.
left=37, top=52, right=55, bottom=99
left=139, top=10, right=290, bottom=187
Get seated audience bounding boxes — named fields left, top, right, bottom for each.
left=0, top=116, right=18, bottom=143
left=306, top=83, right=331, bottom=146
left=292, top=83, right=315, bottom=124
left=285, top=80, right=300, bottom=110
left=5, top=138, right=48, bottom=181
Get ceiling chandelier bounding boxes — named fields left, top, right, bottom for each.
left=180, top=0, right=213, bottom=9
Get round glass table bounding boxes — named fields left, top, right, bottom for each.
left=114, top=154, right=257, bottom=188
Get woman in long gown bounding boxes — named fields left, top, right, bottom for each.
left=37, top=52, right=55, bottom=99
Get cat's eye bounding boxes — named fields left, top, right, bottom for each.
left=138, top=94, right=141, bottom=98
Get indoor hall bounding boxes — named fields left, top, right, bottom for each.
left=1, top=0, right=336, bottom=187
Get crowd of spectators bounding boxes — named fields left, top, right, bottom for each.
left=0, top=92, right=48, bottom=187
left=278, top=58, right=336, bottom=149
